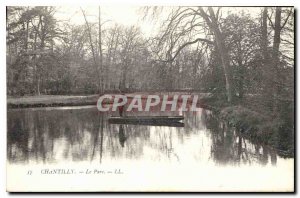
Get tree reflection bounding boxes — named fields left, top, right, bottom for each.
left=118, top=125, right=127, bottom=147
left=7, top=113, right=29, bottom=163
left=205, top=111, right=277, bottom=166
left=7, top=107, right=278, bottom=166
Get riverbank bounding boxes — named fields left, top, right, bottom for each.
left=7, top=92, right=213, bottom=109
left=7, top=95, right=99, bottom=108
left=219, top=105, right=294, bottom=158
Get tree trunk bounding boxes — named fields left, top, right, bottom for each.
left=98, top=6, right=104, bottom=94
left=199, top=7, right=234, bottom=103
left=37, top=76, right=40, bottom=95
left=33, top=16, right=41, bottom=95
left=261, top=8, right=268, bottom=58
left=272, top=7, right=282, bottom=113
left=81, top=8, right=102, bottom=94
left=260, top=8, right=273, bottom=111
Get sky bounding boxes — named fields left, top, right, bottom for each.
left=54, top=6, right=161, bottom=37
left=53, top=6, right=266, bottom=38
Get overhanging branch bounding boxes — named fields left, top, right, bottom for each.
left=161, top=37, right=213, bottom=62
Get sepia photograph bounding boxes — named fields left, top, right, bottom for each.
left=6, top=4, right=294, bottom=192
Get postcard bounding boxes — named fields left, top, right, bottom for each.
left=6, top=5, right=294, bottom=192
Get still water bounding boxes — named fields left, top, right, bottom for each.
left=7, top=106, right=294, bottom=191
left=7, top=105, right=286, bottom=166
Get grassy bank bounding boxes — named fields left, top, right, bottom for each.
left=7, top=95, right=99, bottom=108
left=7, top=92, right=212, bottom=109
left=219, top=105, right=294, bottom=157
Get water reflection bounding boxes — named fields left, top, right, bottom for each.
left=7, top=106, right=278, bottom=166
left=206, top=113, right=278, bottom=166
left=118, top=125, right=126, bottom=147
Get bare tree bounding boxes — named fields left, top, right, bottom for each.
left=81, top=7, right=102, bottom=93
left=198, top=7, right=233, bottom=103
left=144, top=7, right=233, bottom=102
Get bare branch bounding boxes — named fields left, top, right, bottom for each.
left=161, top=37, right=213, bottom=62
left=280, top=8, right=293, bottom=30
left=267, top=12, right=275, bottom=29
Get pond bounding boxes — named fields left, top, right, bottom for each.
left=7, top=105, right=294, bottom=191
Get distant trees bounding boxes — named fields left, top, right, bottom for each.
left=7, top=6, right=64, bottom=95
left=255, top=7, right=294, bottom=116
left=144, top=7, right=294, bottom=106
left=81, top=8, right=102, bottom=93
left=7, top=6, right=294, bottom=102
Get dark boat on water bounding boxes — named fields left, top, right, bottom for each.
left=108, top=116, right=184, bottom=127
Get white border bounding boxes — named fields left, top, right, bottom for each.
left=3, top=0, right=297, bottom=6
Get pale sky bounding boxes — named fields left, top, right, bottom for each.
left=54, top=6, right=265, bottom=38
left=54, top=6, right=160, bottom=37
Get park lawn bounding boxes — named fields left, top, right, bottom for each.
left=7, top=92, right=212, bottom=109
left=7, top=95, right=99, bottom=108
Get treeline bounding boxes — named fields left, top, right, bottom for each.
left=7, top=7, right=205, bottom=96
left=6, top=7, right=294, bottom=106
